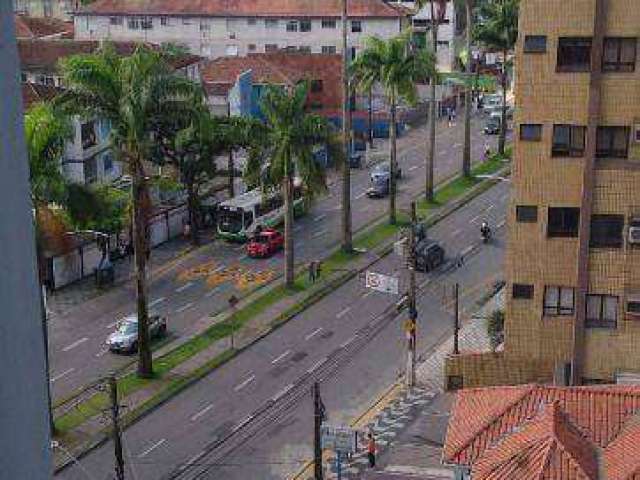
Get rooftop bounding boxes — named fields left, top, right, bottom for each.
left=21, top=82, right=64, bottom=110
left=15, top=14, right=74, bottom=39
left=78, top=0, right=404, bottom=18
left=443, top=384, right=640, bottom=480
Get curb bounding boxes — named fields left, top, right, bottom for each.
left=53, top=166, right=510, bottom=473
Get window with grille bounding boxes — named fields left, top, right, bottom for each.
left=160, top=16, right=171, bottom=27
left=322, top=46, right=337, bottom=55
left=590, top=215, right=624, bottom=248
left=544, top=286, right=575, bottom=316
left=586, top=294, right=618, bottom=328
left=524, top=35, right=547, bottom=53
left=351, top=21, right=362, bottom=33
left=322, top=19, right=336, bottom=29
left=265, top=44, right=278, bottom=52
left=300, top=20, right=311, bottom=32
left=110, top=17, right=123, bottom=26
left=596, top=126, right=629, bottom=158
left=603, top=37, right=637, bottom=72
left=286, top=20, right=298, bottom=32
left=520, top=124, right=542, bottom=141
left=552, top=124, right=586, bottom=157
left=140, top=17, right=153, bottom=30
left=516, top=205, right=538, bottom=223
left=265, top=19, right=279, bottom=29
left=548, top=207, right=580, bottom=238
left=127, top=17, right=140, bottom=29
left=513, top=284, right=534, bottom=299
left=247, top=18, right=257, bottom=26
left=557, top=37, right=592, bottom=72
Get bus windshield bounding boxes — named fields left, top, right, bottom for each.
left=218, top=208, right=244, bottom=234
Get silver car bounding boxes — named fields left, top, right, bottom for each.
left=106, top=314, right=167, bottom=353
left=370, top=163, right=402, bottom=184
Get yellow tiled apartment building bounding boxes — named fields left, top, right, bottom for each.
left=446, top=0, right=640, bottom=387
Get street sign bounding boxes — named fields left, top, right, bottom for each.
left=366, top=271, right=399, bottom=295
left=321, top=424, right=356, bottom=453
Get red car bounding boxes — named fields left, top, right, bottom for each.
left=246, top=229, right=284, bottom=258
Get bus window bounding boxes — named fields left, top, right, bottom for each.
left=218, top=207, right=244, bottom=234
left=244, top=210, right=254, bottom=228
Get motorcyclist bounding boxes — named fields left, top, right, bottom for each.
left=480, top=221, right=491, bottom=242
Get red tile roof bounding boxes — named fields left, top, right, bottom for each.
left=79, top=0, right=404, bottom=18
left=15, top=14, right=74, bottom=39
left=443, top=384, right=640, bottom=480
left=18, top=39, right=200, bottom=73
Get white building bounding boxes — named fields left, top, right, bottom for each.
left=73, top=0, right=408, bottom=58
left=411, top=0, right=459, bottom=73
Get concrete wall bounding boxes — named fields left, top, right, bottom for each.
left=0, top=2, right=52, bottom=476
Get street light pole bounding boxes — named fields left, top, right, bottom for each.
left=406, top=202, right=418, bottom=388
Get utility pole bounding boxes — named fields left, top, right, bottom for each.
left=313, top=382, right=324, bottom=480
left=340, top=0, right=353, bottom=252
left=405, top=202, right=418, bottom=387
left=453, top=283, right=460, bottom=354
left=108, top=374, right=125, bottom=480
left=227, top=102, right=235, bottom=198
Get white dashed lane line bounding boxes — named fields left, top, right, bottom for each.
left=271, top=350, right=291, bottom=365
left=336, top=306, right=351, bottom=319
left=307, top=357, right=327, bottom=374
left=312, top=229, right=327, bottom=239
left=190, top=403, right=214, bottom=422
left=62, top=337, right=89, bottom=352
left=305, top=327, right=323, bottom=341
left=272, top=383, right=294, bottom=402
left=314, top=214, right=327, bottom=222
left=234, top=374, right=256, bottom=392
left=175, top=302, right=194, bottom=313
left=138, top=438, right=166, bottom=458
left=175, top=282, right=194, bottom=293
left=50, top=368, right=75, bottom=383
left=149, top=297, right=166, bottom=308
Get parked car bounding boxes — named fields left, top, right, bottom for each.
left=414, top=239, right=445, bottom=272
left=106, top=314, right=167, bottom=354
left=484, top=114, right=502, bottom=135
left=370, top=162, right=402, bottom=184
left=246, top=228, right=284, bottom=258
left=366, top=177, right=390, bottom=198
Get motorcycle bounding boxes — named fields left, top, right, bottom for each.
left=480, top=223, right=492, bottom=243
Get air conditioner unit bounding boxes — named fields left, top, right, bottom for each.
left=629, top=226, right=640, bottom=244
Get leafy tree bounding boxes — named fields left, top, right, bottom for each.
left=66, top=183, right=129, bottom=234
left=474, top=0, right=519, bottom=155
left=256, top=83, right=338, bottom=288
left=58, top=43, right=196, bottom=378
left=351, top=32, right=436, bottom=224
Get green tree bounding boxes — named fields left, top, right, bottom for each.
left=65, top=183, right=130, bottom=234
left=474, top=0, right=519, bottom=155
left=58, top=44, right=196, bottom=378
left=257, top=83, right=337, bottom=288
left=352, top=33, right=436, bottom=224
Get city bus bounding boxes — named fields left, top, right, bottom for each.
left=217, top=179, right=306, bottom=242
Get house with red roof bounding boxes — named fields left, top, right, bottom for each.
left=443, top=384, right=640, bottom=479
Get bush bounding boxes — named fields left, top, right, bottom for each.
left=66, top=184, right=129, bottom=234
left=487, top=308, right=505, bottom=352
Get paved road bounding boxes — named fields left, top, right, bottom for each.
left=56, top=179, right=509, bottom=480
left=48, top=115, right=500, bottom=402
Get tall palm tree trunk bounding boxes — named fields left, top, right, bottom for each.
left=340, top=0, right=352, bottom=252
left=426, top=1, right=439, bottom=202
left=462, top=0, right=473, bottom=177
left=228, top=149, right=235, bottom=198
left=283, top=172, right=295, bottom=288
left=186, top=181, right=200, bottom=246
left=132, top=156, right=152, bottom=377
left=498, top=48, right=507, bottom=155
left=389, top=93, right=397, bottom=225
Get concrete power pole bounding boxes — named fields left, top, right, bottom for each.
left=0, top=3, right=53, bottom=478
left=453, top=283, right=460, bottom=354
left=108, top=375, right=125, bottom=480
left=406, top=202, right=418, bottom=387
left=340, top=0, right=353, bottom=252
left=313, top=382, right=324, bottom=480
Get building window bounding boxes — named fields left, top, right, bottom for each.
left=516, top=205, right=538, bottom=223
left=182, top=18, right=192, bottom=25
left=285, top=46, right=297, bottom=52
left=286, top=20, right=298, bottom=32
left=523, top=35, right=547, bottom=53
left=557, top=37, right=592, bottom=72
left=43, top=75, right=55, bottom=86
left=322, top=19, right=336, bottom=29
left=140, top=17, right=153, bottom=30
left=265, top=19, right=279, bottom=29
left=513, top=284, right=534, bottom=299
left=225, top=45, right=239, bottom=56
left=520, top=124, right=542, bottom=141
left=586, top=294, right=618, bottom=329
left=626, top=296, right=640, bottom=315
left=127, top=17, right=140, bottom=30
left=310, top=79, right=323, bottom=93
left=298, top=46, right=311, bottom=53
left=413, top=19, right=429, bottom=28
left=351, top=20, right=362, bottom=33
left=552, top=124, right=586, bottom=157
left=103, top=151, right=113, bottom=172
left=247, top=18, right=257, bottom=26
left=548, top=207, right=580, bottom=238
left=544, top=286, right=575, bottom=316
left=20, top=72, right=27, bottom=82
left=590, top=215, right=624, bottom=248
left=160, top=16, right=171, bottom=26
left=248, top=44, right=256, bottom=52
left=596, top=126, right=629, bottom=158
left=265, top=44, right=278, bottom=52
left=200, top=21, right=210, bottom=31
left=109, top=16, right=123, bottom=26
left=603, top=37, right=637, bottom=72
left=322, top=46, right=337, bottom=55
left=300, top=20, right=311, bottom=32
left=81, top=121, right=97, bottom=150
left=437, top=40, right=449, bottom=48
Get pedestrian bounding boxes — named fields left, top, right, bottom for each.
left=447, top=108, right=453, bottom=127
left=451, top=108, right=457, bottom=126
left=315, top=260, right=322, bottom=280
left=308, top=261, right=316, bottom=283
left=367, top=432, right=376, bottom=468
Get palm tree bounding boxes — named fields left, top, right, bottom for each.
left=258, top=83, right=337, bottom=288
left=340, top=0, right=352, bottom=253
left=58, top=44, right=196, bottom=378
left=352, top=33, right=435, bottom=224
left=474, top=0, right=519, bottom=155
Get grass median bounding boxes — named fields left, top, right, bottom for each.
left=53, top=153, right=509, bottom=445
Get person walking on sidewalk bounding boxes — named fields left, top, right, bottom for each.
left=367, top=432, right=377, bottom=468
left=308, top=261, right=316, bottom=283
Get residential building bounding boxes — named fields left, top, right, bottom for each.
left=15, top=13, right=74, bottom=39
left=73, top=0, right=408, bottom=59
left=445, top=0, right=640, bottom=388
left=411, top=0, right=459, bottom=73
left=19, top=39, right=202, bottom=184
left=13, top=0, right=77, bottom=20
left=443, top=384, right=640, bottom=479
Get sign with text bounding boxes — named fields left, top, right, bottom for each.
left=321, top=424, right=356, bottom=453
left=366, top=271, right=399, bottom=295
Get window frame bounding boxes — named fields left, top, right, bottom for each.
left=590, top=214, right=624, bottom=248
left=322, top=19, right=336, bottom=29
left=512, top=283, right=534, bottom=300
left=265, top=19, right=279, bottom=29
left=603, top=37, right=637, bottom=73
left=547, top=207, right=580, bottom=238
left=127, top=17, right=140, bottom=30
left=299, top=19, right=312, bottom=32
left=247, top=18, right=257, bottom=26
left=265, top=43, right=278, bottom=52
left=286, top=20, right=298, bottom=32
left=109, top=16, right=123, bottom=26
left=586, top=294, right=618, bottom=329
left=520, top=124, right=542, bottom=141
left=557, top=37, right=592, bottom=73
left=140, top=17, right=153, bottom=30
left=552, top=124, right=586, bottom=157
left=351, top=20, right=362, bottom=33
left=596, top=126, right=629, bottom=159
left=516, top=205, right=538, bottom=223
left=321, top=45, right=337, bottom=55
left=543, top=286, right=575, bottom=316
left=523, top=35, right=547, bottom=53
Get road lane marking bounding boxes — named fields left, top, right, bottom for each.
left=307, top=357, right=327, bottom=374
left=314, top=214, right=327, bottom=222
left=361, top=290, right=373, bottom=299
left=485, top=204, right=494, bottom=213
left=312, top=229, right=327, bottom=239
left=205, top=287, right=222, bottom=298
left=95, top=347, right=109, bottom=358
left=336, top=306, right=351, bottom=319
left=469, top=213, right=484, bottom=224
left=212, top=265, right=226, bottom=273
left=176, top=302, right=194, bottom=313
left=175, top=282, right=194, bottom=293
left=272, top=383, right=294, bottom=402
left=461, top=245, right=474, bottom=256
left=355, top=191, right=368, bottom=200
left=190, top=403, right=214, bottom=422
left=149, top=297, right=166, bottom=308
left=138, top=438, right=166, bottom=458
left=340, top=335, right=356, bottom=348
left=234, top=374, right=256, bottom=392
left=50, top=368, right=75, bottom=383
left=271, top=350, right=291, bottom=365
left=305, top=327, right=323, bottom=341
left=451, top=228, right=462, bottom=237
left=232, top=414, right=255, bottom=432
left=62, top=337, right=89, bottom=352
left=409, top=165, right=419, bottom=171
